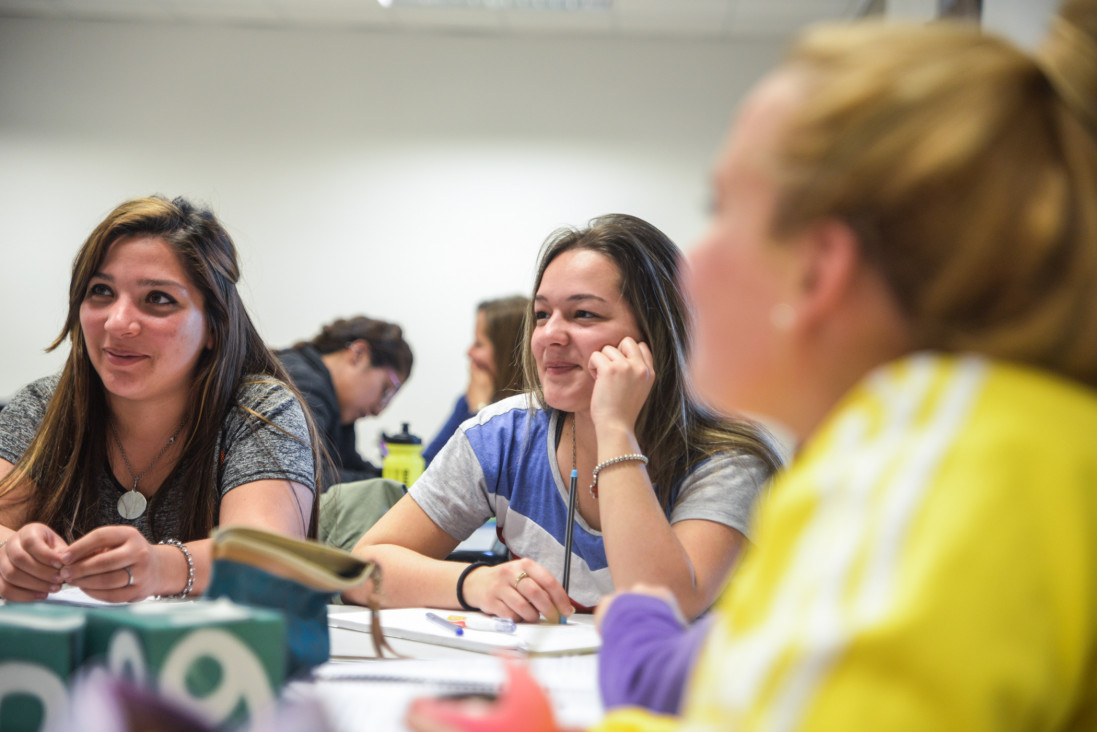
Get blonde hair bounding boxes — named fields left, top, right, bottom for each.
left=771, top=0, right=1097, bottom=388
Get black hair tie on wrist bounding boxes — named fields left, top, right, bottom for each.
left=456, top=560, right=492, bottom=611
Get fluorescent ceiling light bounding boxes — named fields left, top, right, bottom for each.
left=377, top=0, right=612, bottom=9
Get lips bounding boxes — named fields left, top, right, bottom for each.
left=541, top=359, right=579, bottom=376
left=103, top=347, right=148, bottom=366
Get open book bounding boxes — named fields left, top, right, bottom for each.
left=210, top=525, right=377, bottom=592
left=328, top=607, right=601, bottom=656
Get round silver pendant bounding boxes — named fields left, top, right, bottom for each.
left=117, top=490, right=147, bottom=520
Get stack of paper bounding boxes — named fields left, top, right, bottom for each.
left=328, top=607, right=601, bottom=656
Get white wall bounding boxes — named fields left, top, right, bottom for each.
left=0, top=17, right=782, bottom=461
left=984, top=0, right=1058, bottom=49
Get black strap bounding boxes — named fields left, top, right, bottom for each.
left=553, top=410, right=567, bottom=447
left=456, top=560, right=492, bottom=611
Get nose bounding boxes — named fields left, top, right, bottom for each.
left=105, top=298, right=140, bottom=337
left=539, top=312, right=568, bottom=346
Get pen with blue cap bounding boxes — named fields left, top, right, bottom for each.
left=560, top=467, right=579, bottom=624
left=426, top=611, right=464, bottom=636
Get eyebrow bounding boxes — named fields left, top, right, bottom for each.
left=90, top=272, right=187, bottom=290
left=534, top=293, right=608, bottom=304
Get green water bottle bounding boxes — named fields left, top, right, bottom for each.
left=381, top=422, right=425, bottom=487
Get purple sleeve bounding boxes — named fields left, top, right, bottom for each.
left=597, top=593, right=716, bottom=715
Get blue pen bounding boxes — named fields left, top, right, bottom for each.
left=447, top=614, right=518, bottom=634
left=426, top=611, right=463, bottom=636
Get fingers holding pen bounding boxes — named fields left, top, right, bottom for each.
left=467, top=559, right=574, bottom=624
left=504, top=568, right=568, bottom=625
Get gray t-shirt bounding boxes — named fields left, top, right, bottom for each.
left=0, top=374, right=315, bottom=541
left=410, top=395, right=772, bottom=608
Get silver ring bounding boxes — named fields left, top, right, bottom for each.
left=124, top=566, right=134, bottom=587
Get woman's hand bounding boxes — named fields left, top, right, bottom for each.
left=59, top=525, right=172, bottom=602
left=464, top=558, right=574, bottom=624
left=587, top=336, right=655, bottom=437
left=0, top=523, right=68, bottom=601
left=465, top=361, right=495, bottom=412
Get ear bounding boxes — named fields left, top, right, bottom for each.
left=348, top=339, right=372, bottom=366
left=792, top=218, right=863, bottom=332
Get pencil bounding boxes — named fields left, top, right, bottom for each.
left=561, top=468, right=579, bottom=622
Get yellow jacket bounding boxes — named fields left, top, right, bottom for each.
left=596, top=354, right=1097, bottom=732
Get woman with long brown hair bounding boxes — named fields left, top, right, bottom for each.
left=0, top=195, right=321, bottom=603
left=347, top=214, right=783, bottom=623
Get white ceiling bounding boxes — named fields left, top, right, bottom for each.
left=0, top=0, right=869, bottom=40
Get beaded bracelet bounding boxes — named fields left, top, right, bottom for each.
left=589, top=453, right=649, bottom=499
left=456, top=560, right=492, bottom=611
left=159, top=539, right=195, bottom=600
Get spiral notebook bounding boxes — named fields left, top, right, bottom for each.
left=328, top=607, right=601, bottom=656
left=306, top=654, right=603, bottom=729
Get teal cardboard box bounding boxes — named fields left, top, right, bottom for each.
left=0, top=603, right=86, bottom=732
left=82, top=599, right=286, bottom=728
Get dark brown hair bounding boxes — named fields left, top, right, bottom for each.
left=297, top=316, right=413, bottom=382
left=0, top=195, right=321, bottom=541
left=522, top=214, right=783, bottom=509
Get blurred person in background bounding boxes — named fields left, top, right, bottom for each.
left=278, top=316, right=412, bottom=489
left=422, top=295, right=529, bottom=464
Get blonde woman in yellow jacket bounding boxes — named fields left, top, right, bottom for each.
left=407, top=0, right=1097, bottom=730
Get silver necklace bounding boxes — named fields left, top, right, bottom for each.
left=111, top=421, right=181, bottom=520
left=562, top=413, right=580, bottom=593
left=570, top=415, right=596, bottom=498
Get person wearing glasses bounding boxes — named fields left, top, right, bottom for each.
left=278, top=316, right=412, bottom=489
